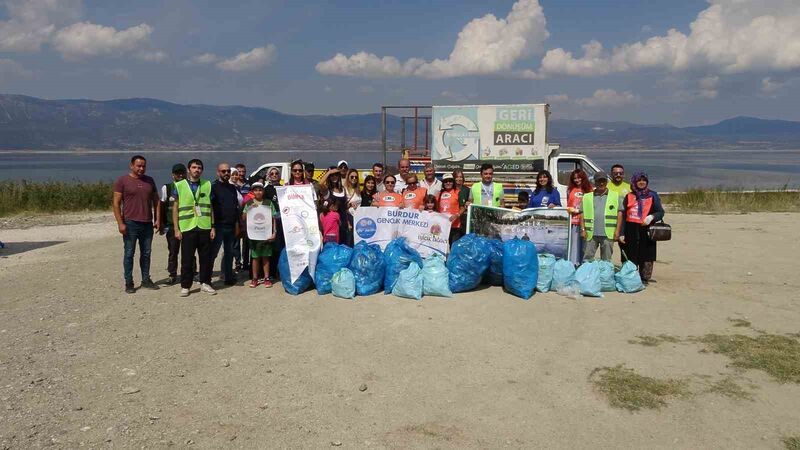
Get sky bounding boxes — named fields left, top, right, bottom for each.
left=0, top=0, right=798, bottom=126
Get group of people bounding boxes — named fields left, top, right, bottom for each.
left=112, top=155, right=664, bottom=296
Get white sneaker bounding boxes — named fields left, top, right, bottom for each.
left=179, top=288, right=189, bottom=297
left=200, top=283, right=217, bottom=295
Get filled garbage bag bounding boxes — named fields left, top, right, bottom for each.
left=615, top=261, right=645, bottom=293
left=278, top=248, right=313, bottom=295
left=596, top=260, right=616, bottom=292
left=551, top=259, right=576, bottom=292
left=383, top=238, right=423, bottom=294
left=537, top=253, right=557, bottom=293
left=447, top=233, right=491, bottom=293
left=422, top=254, right=453, bottom=297
left=502, top=239, right=539, bottom=300
left=392, top=262, right=423, bottom=300
left=484, top=239, right=504, bottom=286
left=575, top=261, right=603, bottom=297
left=315, top=242, right=353, bottom=295
left=331, top=268, right=356, bottom=299
left=349, top=241, right=385, bottom=296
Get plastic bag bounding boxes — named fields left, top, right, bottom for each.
left=557, top=281, right=582, bottom=300
left=422, top=254, right=453, bottom=297
left=483, top=239, right=504, bottom=286
left=348, top=241, right=385, bottom=296
left=551, top=259, right=576, bottom=292
left=331, top=268, right=356, bottom=299
left=447, top=234, right=491, bottom=293
left=392, top=262, right=423, bottom=300
left=575, top=261, right=603, bottom=297
left=596, top=260, right=616, bottom=292
left=383, top=238, right=423, bottom=294
left=615, top=261, right=645, bottom=293
left=278, top=248, right=313, bottom=295
left=537, top=254, right=556, bottom=293
left=315, top=242, right=353, bottom=295
left=502, top=239, right=539, bottom=300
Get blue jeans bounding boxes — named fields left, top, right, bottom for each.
left=123, top=220, right=153, bottom=284
left=212, top=223, right=237, bottom=283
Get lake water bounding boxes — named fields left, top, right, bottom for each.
left=1, top=148, right=799, bottom=192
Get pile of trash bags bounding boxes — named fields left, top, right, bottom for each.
left=282, top=234, right=646, bottom=299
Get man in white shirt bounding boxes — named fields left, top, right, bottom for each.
left=394, top=158, right=411, bottom=192
left=372, top=163, right=386, bottom=192
left=420, top=163, right=442, bottom=197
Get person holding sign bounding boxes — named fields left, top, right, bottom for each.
left=374, top=175, right=403, bottom=207
left=468, top=163, right=505, bottom=207
left=241, top=182, right=277, bottom=288
left=528, top=170, right=562, bottom=208
left=437, top=174, right=464, bottom=245
left=402, top=174, right=428, bottom=210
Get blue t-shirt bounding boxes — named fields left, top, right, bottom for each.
left=528, top=188, right=562, bottom=208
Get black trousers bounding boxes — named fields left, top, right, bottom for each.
left=180, top=228, right=212, bottom=289
left=165, top=227, right=180, bottom=277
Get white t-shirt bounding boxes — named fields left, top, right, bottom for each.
left=394, top=177, right=407, bottom=193
left=421, top=178, right=442, bottom=197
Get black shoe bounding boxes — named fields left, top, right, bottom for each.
left=224, top=279, right=237, bottom=286
left=141, top=278, right=160, bottom=290
left=125, top=283, right=136, bottom=294
left=167, top=276, right=178, bottom=285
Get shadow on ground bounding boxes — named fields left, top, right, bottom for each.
left=0, top=240, right=66, bottom=257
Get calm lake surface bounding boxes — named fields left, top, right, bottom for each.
left=1, top=148, right=799, bottom=192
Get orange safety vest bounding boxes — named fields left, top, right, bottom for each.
left=374, top=191, right=403, bottom=207
left=568, top=188, right=586, bottom=225
left=402, top=187, right=427, bottom=210
left=437, top=189, right=461, bottom=228
left=625, top=193, right=653, bottom=224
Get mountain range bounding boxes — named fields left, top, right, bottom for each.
left=0, top=94, right=799, bottom=150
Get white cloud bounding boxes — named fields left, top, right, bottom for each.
left=215, top=45, right=276, bottom=72
left=761, top=77, right=783, bottom=94
left=544, top=93, right=569, bottom=103
left=576, top=89, right=640, bottom=107
left=698, top=75, right=719, bottom=99
left=535, top=0, right=800, bottom=77
left=186, top=52, right=218, bottom=65
left=440, top=90, right=478, bottom=103
left=0, top=0, right=81, bottom=52
left=136, top=50, right=167, bottom=62
left=640, top=24, right=653, bottom=33
left=51, top=22, right=153, bottom=60
left=316, top=0, right=549, bottom=79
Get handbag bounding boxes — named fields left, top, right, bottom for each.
left=647, top=220, right=672, bottom=241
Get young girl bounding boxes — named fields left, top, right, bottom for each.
left=319, top=200, right=341, bottom=244
left=241, top=182, right=277, bottom=288
left=423, top=194, right=437, bottom=212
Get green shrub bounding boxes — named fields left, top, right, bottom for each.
left=0, top=180, right=113, bottom=217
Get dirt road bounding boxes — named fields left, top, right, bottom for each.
left=1, top=212, right=799, bottom=449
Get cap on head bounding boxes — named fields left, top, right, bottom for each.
left=442, top=173, right=455, bottom=182
left=594, top=171, right=609, bottom=182
left=337, top=160, right=349, bottom=168
left=171, top=163, right=186, bottom=174
left=250, top=182, right=265, bottom=189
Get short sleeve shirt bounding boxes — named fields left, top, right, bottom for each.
left=113, top=174, right=156, bottom=223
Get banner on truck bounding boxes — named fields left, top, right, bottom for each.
left=466, top=205, right=572, bottom=259
left=276, top=185, right=321, bottom=283
left=353, top=207, right=451, bottom=258
left=432, top=104, right=549, bottom=173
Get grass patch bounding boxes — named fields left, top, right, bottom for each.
left=590, top=365, right=690, bottom=411
left=705, top=376, right=754, bottom=401
left=0, top=180, right=112, bottom=217
left=662, top=188, right=800, bottom=213
left=696, top=333, right=800, bottom=383
left=628, top=334, right=682, bottom=347
left=728, top=318, right=752, bottom=328
left=783, top=436, right=800, bottom=450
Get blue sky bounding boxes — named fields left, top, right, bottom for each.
left=1, top=0, right=798, bottom=126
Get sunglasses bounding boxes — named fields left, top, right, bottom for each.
left=291, top=169, right=303, bottom=173
left=349, top=175, right=358, bottom=179
left=385, top=181, right=396, bottom=184
left=269, top=172, right=279, bottom=176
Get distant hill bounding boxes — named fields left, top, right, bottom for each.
left=0, top=94, right=798, bottom=150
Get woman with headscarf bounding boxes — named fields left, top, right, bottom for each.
left=567, top=169, right=593, bottom=264
left=619, top=172, right=665, bottom=284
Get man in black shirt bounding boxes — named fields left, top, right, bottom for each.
left=211, top=162, right=243, bottom=286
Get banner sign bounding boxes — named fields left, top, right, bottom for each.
left=353, top=207, right=452, bottom=258
left=246, top=204, right=273, bottom=241
left=276, top=185, right=321, bottom=283
left=466, top=205, right=572, bottom=259
left=432, top=104, right=549, bottom=173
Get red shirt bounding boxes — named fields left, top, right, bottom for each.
left=113, top=174, right=157, bottom=223
left=320, top=211, right=341, bottom=243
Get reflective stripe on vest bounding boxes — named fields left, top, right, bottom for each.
left=625, top=193, right=653, bottom=224
left=582, top=192, right=619, bottom=240
left=162, top=181, right=176, bottom=226
left=470, top=182, right=503, bottom=207
left=175, top=179, right=212, bottom=231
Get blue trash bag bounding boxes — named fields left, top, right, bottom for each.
left=315, top=242, right=353, bottom=295
left=278, top=248, right=313, bottom=295
left=484, top=239, right=504, bottom=286
left=596, top=260, right=616, bottom=292
left=447, top=233, right=491, bottom=293
left=331, top=268, right=356, bottom=299
left=383, top=238, right=423, bottom=294
left=537, top=253, right=557, bottom=293
left=615, top=261, right=645, bottom=293
left=575, top=261, right=603, bottom=297
left=422, top=254, right=453, bottom=297
left=348, top=241, right=385, bottom=296
left=392, top=262, right=423, bottom=300
left=551, top=259, right=577, bottom=292
left=502, top=239, right=539, bottom=300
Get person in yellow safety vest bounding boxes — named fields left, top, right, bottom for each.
left=580, top=171, right=623, bottom=262
left=172, top=158, right=217, bottom=297
left=608, top=164, right=632, bottom=198
left=468, top=163, right=505, bottom=208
